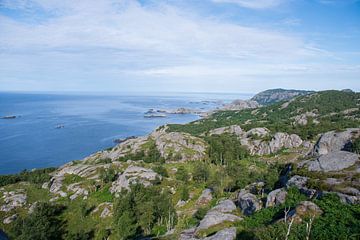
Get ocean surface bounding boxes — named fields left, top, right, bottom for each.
left=0, top=92, right=251, bottom=174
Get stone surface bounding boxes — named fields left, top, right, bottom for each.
left=266, top=188, right=287, bottom=207
left=288, top=201, right=323, bottom=223
left=222, top=100, right=260, bottom=111
left=312, top=128, right=360, bottom=156
left=196, top=211, right=242, bottom=232
left=110, top=165, right=160, bottom=194
left=208, top=125, right=243, bottom=136
left=211, top=200, right=237, bottom=213
left=151, top=127, right=207, bottom=161
left=0, top=191, right=27, bottom=212
left=3, top=214, right=17, bottom=224
left=237, top=191, right=262, bottom=216
left=286, top=175, right=308, bottom=189
left=196, top=189, right=213, bottom=206
left=307, top=151, right=358, bottom=172
left=203, top=227, right=237, bottom=240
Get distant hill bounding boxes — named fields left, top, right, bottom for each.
left=251, top=88, right=315, bottom=105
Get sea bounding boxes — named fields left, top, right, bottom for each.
left=0, top=92, right=252, bottom=174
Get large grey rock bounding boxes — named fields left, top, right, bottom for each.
left=288, top=201, right=323, bottom=223
left=3, top=214, right=17, bottom=224
left=151, top=127, right=207, bottom=161
left=241, top=131, right=302, bottom=156
left=313, top=128, right=360, bottom=156
left=222, top=100, right=260, bottom=111
left=110, top=165, right=160, bottom=194
left=203, top=227, right=237, bottom=240
left=237, top=191, right=262, bottom=216
left=196, top=211, right=242, bottom=232
left=335, top=192, right=360, bottom=204
left=196, top=189, right=213, bottom=206
left=0, top=191, right=27, bottom=212
left=307, top=151, right=358, bottom=172
left=208, top=125, right=243, bottom=136
left=211, top=200, right=237, bottom=213
left=266, top=188, right=287, bottom=207
left=286, top=175, right=308, bottom=189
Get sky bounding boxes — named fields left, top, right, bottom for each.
left=0, top=0, right=359, bottom=93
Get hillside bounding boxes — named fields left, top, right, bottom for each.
left=0, top=90, right=359, bottom=240
left=251, top=88, right=315, bottom=105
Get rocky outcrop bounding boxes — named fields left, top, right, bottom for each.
left=292, top=111, right=318, bottom=126
left=110, top=165, right=160, bottom=194
left=3, top=214, right=17, bottom=224
left=207, top=126, right=303, bottom=156
left=288, top=201, right=323, bottom=223
left=208, top=125, right=243, bottom=136
left=203, top=227, right=237, bottom=240
left=196, top=189, right=213, bottom=206
left=196, top=200, right=242, bottom=233
left=151, top=127, right=207, bottom=161
left=211, top=200, right=237, bottom=213
left=0, top=190, right=27, bottom=212
left=92, top=202, right=113, bottom=218
left=222, top=100, right=260, bottom=111
left=307, top=151, right=359, bottom=172
left=251, top=89, right=314, bottom=105
left=312, top=128, right=360, bottom=156
left=237, top=191, right=262, bottom=216
left=266, top=188, right=287, bottom=207
left=67, top=183, right=89, bottom=201
left=242, top=131, right=303, bottom=156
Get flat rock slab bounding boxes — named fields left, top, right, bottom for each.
left=308, top=151, right=358, bottom=172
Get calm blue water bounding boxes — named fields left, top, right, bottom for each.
left=0, top=92, right=251, bottom=174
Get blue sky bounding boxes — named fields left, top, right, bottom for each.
left=0, top=0, right=359, bottom=93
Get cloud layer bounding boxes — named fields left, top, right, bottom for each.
left=0, top=0, right=359, bottom=92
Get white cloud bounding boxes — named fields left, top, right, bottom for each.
left=0, top=0, right=358, bottom=92
left=212, top=0, right=285, bottom=9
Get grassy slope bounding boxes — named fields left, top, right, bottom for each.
left=168, top=90, right=360, bottom=139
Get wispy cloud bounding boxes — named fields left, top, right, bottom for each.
left=0, top=0, right=359, bottom=92
left=212, top=0, right=285, bottom=9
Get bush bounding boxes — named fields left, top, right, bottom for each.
left=175, top=166, right=189, bottom=182
left=10, top=202, right=65, bottom=240
left=113, top=184, right=177, bottom=239
left=205, top=134, right=249, bottom=166
left=192, top=162, right=210, bottom=183
left=99, top=168, right=117, bottom=183
left=180, top=186, right=190, bottom=201
left=0, top=168, right=56, bottom=187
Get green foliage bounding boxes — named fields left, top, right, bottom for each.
left=175, top=166, right=189, bottom=182
left=113, top=184, right=177, bottom=239
left=66, top=229, right=94, bottom=240
left=99, top=167, right=116, bottom=184
left=168, top=91, right=360, bottom=140
left=351, top=137, right=360, bottom=154
left=180, top=185, right=190, bottom=201
left=117, top=140, right=165, bottom=163
left=10, top=202, right=65, bottom=240
left=0, top=168, right=56, bottom=187
left=192, top=162, right=210, bottom=182
left=312, top=194, right=360, bottom=239
left=96, top=158, right=112, bottom=164
left=205, top=134, right=249, bottom=166
left=152, top=164, right=169, bottom=177
left=193, top=207, right=208, bottom=222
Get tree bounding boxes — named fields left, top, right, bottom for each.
left=192, top=162, right=210, bottom=182
left=175, top=166, right=189, bottom=182
left=10, top=202, right=65, bottom=240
